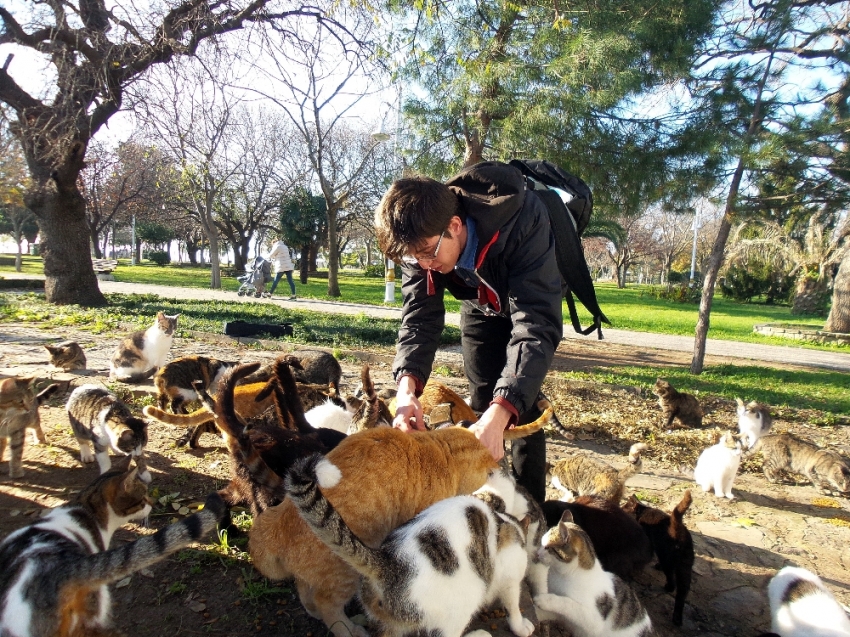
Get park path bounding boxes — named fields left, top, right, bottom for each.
left=7, top=274, right=850, bottom=372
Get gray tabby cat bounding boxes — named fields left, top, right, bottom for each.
left=242, top=350, right=342, bottom=388
left=0, top=377, right=60, bottom=478
left=286, top=454, right=535, bottom=637
left=0, top=455, right=225, bottom=637
left=109, top=312, right=178, bottom=383
left=755, top=433, right=850, bottom=495
left=533, top=509, right=654, bottom=637
left=66, top=384, right=151, bottom=483
left=44, top=341, right=87, bottom=371
left=549, top=443, right=648, bottom=504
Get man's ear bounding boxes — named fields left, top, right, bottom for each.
left=448, top=215, right=463, bottom=235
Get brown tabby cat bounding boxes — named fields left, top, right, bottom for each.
left=754, top=433, right=850, bottom=494
left=622, top=490, right=695, bottom=626
left=653, top=378, right=703, bottom=428
left=0, top=378, right=60, bottom=478
left=240, top=350, right=342, bottom=387
left=153, top=355, right=238, bottom=412
left=549, top=443, right=648, bottom=504
left=242, top=397, right=550, bottom=637
left=44, top=341, right=87, bottom=371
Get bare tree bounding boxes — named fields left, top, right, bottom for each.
left=646, top=208, right=698, bottom=285
left=0, top=0, right=362, bottom=304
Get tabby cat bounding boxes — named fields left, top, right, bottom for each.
left=762, top=566, right=850, bottom=637
left=533, top=510, right=654, bottom=637
left=0, top=455, right=225, bottom=637
left=65, top=385, right=151, bottom=483
left=754, top=433, right=850, bottom=495
left=736, top=398, right=773, bottom=450
left=622, top=490, right=694, bottom=626
left=0, top=378, right=60, bottom=478
left=541, top=496, right=653, bottom=581
left=286, top=454, right=535, bottom=637
left=240, top=350, right=342, bottom=387
left=109, top=312, right=178, bottom=383
left=548, top=443, right=648, bottom=504
left=153, top=355, right=238, bottom=413
left=653, top=379, right=703, bottom=429
left=142, top=380, right=276, bottom=448
left=693, top=431, right=743, bottom=499
left=45, top=341, right=87, bottom=371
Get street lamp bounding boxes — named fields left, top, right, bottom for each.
left=371, top=127, right=398, bottom=303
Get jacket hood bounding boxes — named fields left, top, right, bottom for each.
left=446, top=161, right=526, bottom=244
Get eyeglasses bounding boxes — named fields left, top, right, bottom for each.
left=401, top=230, right=445, bottom=265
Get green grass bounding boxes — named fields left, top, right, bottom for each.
left=0, top=291, right=461, bottom=348
left=560, top=365, right=850, bottom=417
left=0, top=254, right=842, bottom=350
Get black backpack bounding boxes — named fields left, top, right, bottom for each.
left=509, top=159, right=610, bottom=339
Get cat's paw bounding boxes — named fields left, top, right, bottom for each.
left=724, top=492, right=735, bottom=500
left=533, top=593, right=560, bottom=613
left=462, top=631, right=492, bottom=637
left=8, top=468, right=24, bottom=479
left=508, top=616, right=534, bottom=637
left=79, top=447, right=95, bottom=464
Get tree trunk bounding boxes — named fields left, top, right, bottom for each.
left=25, top=169, right=106, bottom=306
left=15, top=242, right=22, bottom=272
left=299, top=245, right=309, bottom=284
left=792, top=271, right=829, bottom=316
left=326, top=204, right=340, bottom=297
left=824, top=249, right=850, bottom=332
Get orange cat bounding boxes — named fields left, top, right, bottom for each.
left=245, top=400, right=552, bottom=637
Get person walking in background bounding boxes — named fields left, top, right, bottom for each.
left=266, top=237, right=297, bottom=300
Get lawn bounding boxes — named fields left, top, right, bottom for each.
left=0, top=254, right=841, bottom=350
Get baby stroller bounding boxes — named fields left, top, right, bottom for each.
left=236, top=256, right=272, bottom=298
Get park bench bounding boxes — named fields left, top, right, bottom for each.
left=92, top=258, right=119, bottom=280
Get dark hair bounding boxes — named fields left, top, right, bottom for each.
left=374, top=176, right=461, bottom=261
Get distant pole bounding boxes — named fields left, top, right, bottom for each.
left=384, top=259, right=396, bottom=302
left=131, top=214, right=137, bottom=265
left=689, top=207, right=700, bottom=284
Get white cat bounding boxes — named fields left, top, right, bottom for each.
left=766, top=566, right=850, bottom=637
left=304, top=400, right=353, bottom=434
left=736, top=398, right=773, bottom=450
left=693, top=431, right=743, bottom=499
left=109, top=312, right=178, bottom=383
left=532, top=509, right=653, bottom=637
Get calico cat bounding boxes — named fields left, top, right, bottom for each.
left=693, top=431, right=743, bottom=499
left=0, top=455, right=225, bottom=637
left=45, top=341, right=87, bottom=371
left=549, top=443, right=648, bottom=504
left=142, top=380, right=276, bottom=448
left=109, top=312, right=178, bottom=383
left=533, top=509, right=654, bottom=637
left=286, top=454, right=535, bottom=637
left=153, top=355, right=238, bottom=413
left=762, top=566, right=850, bottom=637
left=736, top=398, right=773, bottom=450
left=0, top=378, right=60, bottom=478
left=754, top=433, right=850, bottom=495
left=622, top=490, right=694, bottom=626
left=541, top=495, right=653, bottom=581
left=66, top=385, right=151, bottom=483
left=245, top=411, right=549, bottom=637
left=653, top=379, right=703, bottom=429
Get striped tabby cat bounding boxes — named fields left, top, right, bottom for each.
left=44, top=341, right=87, bottom=371
left=109, top=312, right=178, bottom=383
left=286, top=454, right=535, bottom=637
left=755, top=433, right=850, bottom=495
left=154, top=355, right=238, bottom=413
left=1, top=378, right=60, bottom=478
left=66, top=385, right=151, bottom=483
left=549, top=443, right=648, bottom=504
left=533, top=509, right=654, bottom=637
left=0, top=456, right=225, bottom=637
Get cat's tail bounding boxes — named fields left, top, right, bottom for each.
left=143, top=405, right=213, bottom=427
left=272, top=356, right=314, bottom=433
left=36, top=383, right=60, bottom=405
left=503, top=399, right=556, bottom=441
left=618, top=443, right=648, bottom=482
left=111, top=366, right=158, bottom=384
left=78, top=492, right=226, bottom=586
left=534, top=392, right=573, bottom=439
left=286, top=453, right=386, bottom=578
left=671, top=489, right=692, bottom=532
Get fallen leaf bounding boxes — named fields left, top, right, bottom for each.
left=178, top=506, right=190, bottom=515
left=115, top=576, right=131, bottom=588
left=731, top=517, right=757, bottom=528
left=188, top=602, right=207, bottom=613
left=139, top=568, right=154, bottom=578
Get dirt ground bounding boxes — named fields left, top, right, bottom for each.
left=1, top=321, right=849, bottom=637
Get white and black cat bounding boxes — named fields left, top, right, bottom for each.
left=66, top=384, right=151, bottom=483
left=109, top=312, right=178, bottom=383
left=0, top=455, right=225, bottom=637
left=760, top=566, right=850, bottom=637
left=532, top=509, right=654, bottom=637
left=693, top=431, right=744, bottom=499
left=286, top=454, right=535, bottom=637
left=736, top=398, right=773, bottom=450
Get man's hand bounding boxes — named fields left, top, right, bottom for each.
left=470, top=403, right=510, bottom=461
left=393, top=376, right=425, bottom=432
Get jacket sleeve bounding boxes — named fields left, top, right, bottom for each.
left=492, top=196, right=563, bottom=415
left=268, top=243, right=280, bottom=260
left=392, top=264, right=447, bottom=389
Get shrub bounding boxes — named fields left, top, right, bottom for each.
left=720, top=263, right=794, bottom=304
left=145, top=250, right=171, bottom=267
left=643, top=284, right=701, bottom=304
left=363, top=263, right=402, bottom=279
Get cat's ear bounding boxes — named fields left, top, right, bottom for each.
left=735, top=397, right=745, bottom=413
left=114, top=454, right=134, bottom=474
left=558, top=509, right=574, bottom=526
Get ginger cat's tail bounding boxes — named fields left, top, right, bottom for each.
left=143, top=405, right=213, bottom=427
left=617, top=442, right=649, bottom=482
left=670, top=489, right=692, bottom=534
left=286, top=453, right=386, bottom=578
left=503, top=400, right=555, bottom=441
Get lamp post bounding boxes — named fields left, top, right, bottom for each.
left=131, top=214, right=137, bottom=265
left=371, top=128, right=397, bottom=303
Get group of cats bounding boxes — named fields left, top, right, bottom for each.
left=1, top=312, right=848, bottom=636
left=654, top=378, right=850, bottom=499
